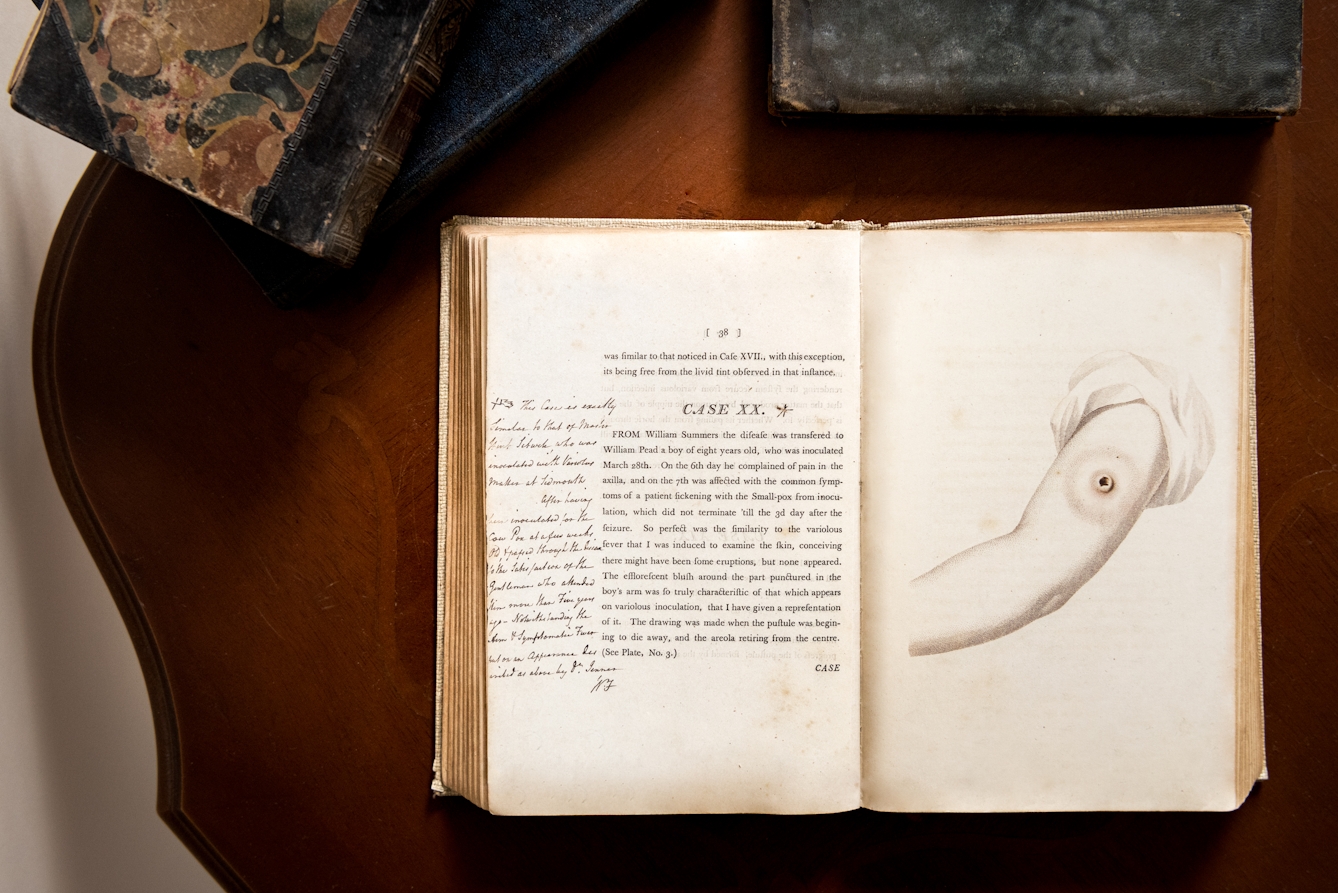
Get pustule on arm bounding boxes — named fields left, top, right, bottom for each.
left=908, top=351, right=1213, bottom=657
left=909, top=402, right=1168, bottom=656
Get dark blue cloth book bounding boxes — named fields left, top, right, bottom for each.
left=771, top=0, right=1303, bottom=117
left=195, top=0, right=659, bottom=308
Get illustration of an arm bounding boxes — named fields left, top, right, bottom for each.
left=909, top=352, right=1215, bottom=657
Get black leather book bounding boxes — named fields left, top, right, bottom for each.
left=771, top=0, right=1303, bottom=117
left=12, top=0, right=473, bottom=264
left=194, top=0, right=658, bottom=309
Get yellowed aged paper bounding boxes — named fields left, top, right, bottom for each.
left=480, top=228, right=862, bottom=814
left=860, top=229, right=1246, bottom=811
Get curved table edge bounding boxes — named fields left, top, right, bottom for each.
left=31, top=156, right=253, bottom=893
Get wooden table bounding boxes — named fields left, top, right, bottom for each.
left=34, top=1, right=1338, bottom=890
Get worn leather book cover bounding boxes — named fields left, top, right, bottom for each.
left=771, top=0, right=1303, bottom=116
left=10, top=0, right=472, bottom=264
left=192, top=0, right=660, bottom=308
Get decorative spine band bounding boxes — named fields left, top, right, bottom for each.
left=323, top=0, right=474, bottom=266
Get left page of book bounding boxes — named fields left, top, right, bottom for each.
left=478, top=227, right=862, bottom=814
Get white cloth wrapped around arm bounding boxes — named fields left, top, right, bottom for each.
left=1050, top=350, right=1214, bottom=508
left=909, top=352, right=1213, bottom=656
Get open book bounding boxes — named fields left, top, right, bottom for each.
left=435, top=207, right=1263, bottom=815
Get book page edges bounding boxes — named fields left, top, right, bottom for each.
left=875, top=205, right=1251, bottom=233
left=445, top=216, right=829, bottom=231
left=435, top=224, right=489, bottom=806
left=432, top=224, right=452, bottom=796
left=443, top=205, right=1249, bottom=238
left=1235, top=226, right=1267, bottom=805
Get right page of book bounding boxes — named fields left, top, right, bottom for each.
left=860, top=227, right=1247, bottom=811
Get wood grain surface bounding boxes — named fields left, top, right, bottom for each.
left=33, top=1, right=1338, bottom=890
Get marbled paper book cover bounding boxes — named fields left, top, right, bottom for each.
left=10, top=0, right=472, bottom=263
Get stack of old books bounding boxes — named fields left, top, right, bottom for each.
left=9, top=0, right=661, bottom=305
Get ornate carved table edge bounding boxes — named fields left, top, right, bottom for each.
left=32, top=155, right=253, bottom=893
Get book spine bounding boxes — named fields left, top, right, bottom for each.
left=316, top=0, right=474, bottom=266
left=375, top=0, right=657, bottom=231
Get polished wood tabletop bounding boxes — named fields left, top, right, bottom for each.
left=34, top=1, right=1338, bottom=890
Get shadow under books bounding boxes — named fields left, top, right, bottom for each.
left=433, top=798, right=1242, bottom=889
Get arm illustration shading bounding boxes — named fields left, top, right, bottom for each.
left=909, top=351, right=1215, bottom=657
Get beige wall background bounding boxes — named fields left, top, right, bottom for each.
left=0, top=6, right=221, bottom=891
